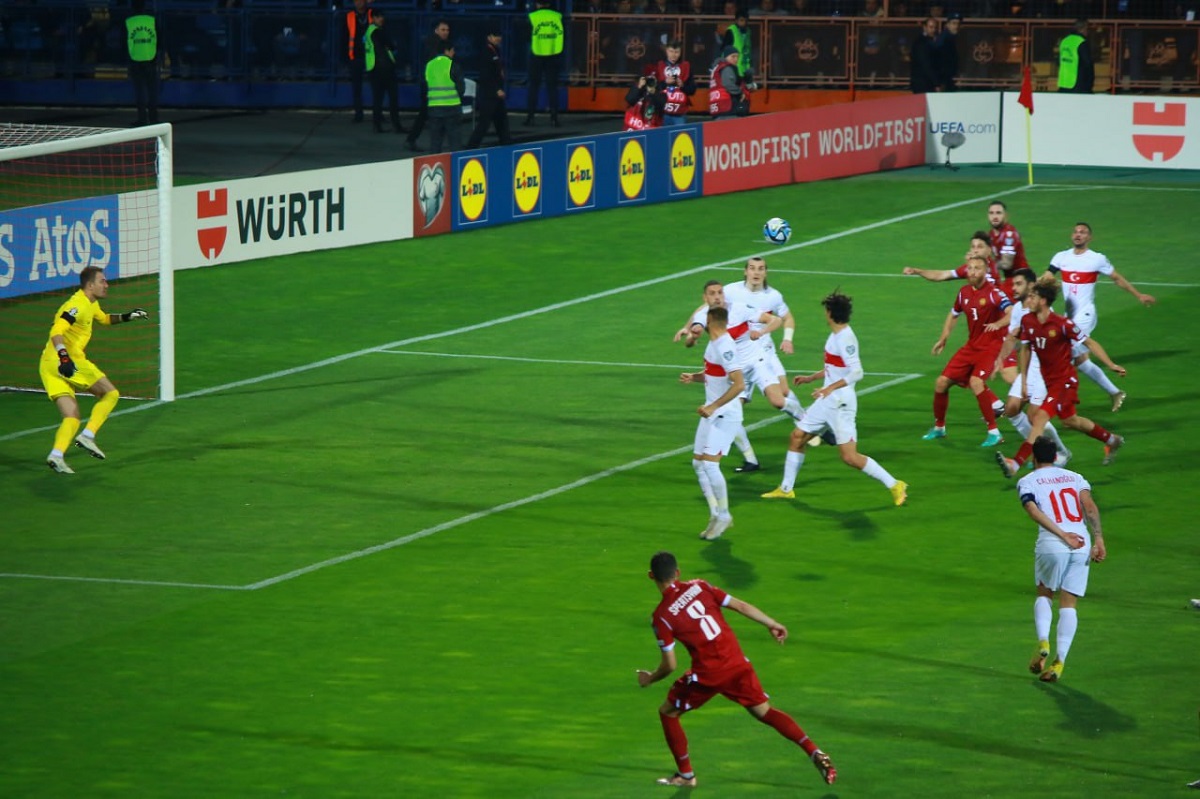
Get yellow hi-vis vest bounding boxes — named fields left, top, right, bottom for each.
left=1057, top=33, right=1083, bottom=90
left=528, top=8, right=564, bottom=56
left=126, top=14, right=157, bottom=62
left=426, top=55, right=460, bottom=107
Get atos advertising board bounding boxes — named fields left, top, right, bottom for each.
left=702, top=95, right=928, bottom=195
left=0, top=194, right=125, bottom=299
left=173, top=160, right=413, bottom=270
left=1000, top=93, right=1200, bottom=169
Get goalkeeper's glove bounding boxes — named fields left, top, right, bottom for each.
left=122, top=308, right=149, bottom=322
left=57, top=348, right=76, bottom=378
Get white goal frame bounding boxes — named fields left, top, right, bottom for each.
left=0, top=123, right=175, bottom=401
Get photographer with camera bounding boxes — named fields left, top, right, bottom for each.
left=648, top=39, right=696, bottom=126
left=624, top=72, right=666, bottom=131
left=709, top=45, right=753, bottom=120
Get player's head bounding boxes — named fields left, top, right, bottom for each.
left=1031, top=435, right=1057, bottom=466
left=964, top=256, right=988, bottom=286
left=822, top=290, right=852, bottom=324
left=80, top=265, right=108, bottom=297
left=987, top=200, right=1008, bottom=228
left=703, top=279, right=725, bottom=308
left=706, top=304, right=729, bottom=332
left=968, top=230, right=991, bottom=259
left=1071, top=222, right=1092, bottom=248
left=649, top=551, right=679, bottom=583
left=1031, top=281, right=1058, bottom=309
left=1011, top=267, right=1037, bottom=299
left=744, top=256, right=768, bottom=289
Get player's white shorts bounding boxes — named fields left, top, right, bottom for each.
left=1008, top=366, right=1047, bottom=407
left=1068, top=304, right=1097, bottom=358
left=795, top=390, right=858, bottom=445
left=740, top=354, right=786, bottom=402
left=1034, top=548, right=1091, bottom=596
left=694, top=412, right=740, bottom=458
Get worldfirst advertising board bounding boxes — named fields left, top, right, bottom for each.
left=702, top=95, right=928, bottom=195
left=449, top=124, right=703, bottom=231
left=173, top=160, right=413, bottom=271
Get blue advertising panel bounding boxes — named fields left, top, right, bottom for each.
left=451, top=123, right=703, bottom=231
left=0, top=195, right=120, bottom=299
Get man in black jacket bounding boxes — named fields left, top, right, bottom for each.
left=910, top=17, right=940, bottom=94
left=467, top=28, right=512, bottom=148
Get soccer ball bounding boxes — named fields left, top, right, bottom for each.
left=763, top=217, right=792, bottom=245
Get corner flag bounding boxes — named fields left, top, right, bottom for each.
left=1018, top=65, right=1034, bottom=185
left=1018, top=66, right=1034, bottom=115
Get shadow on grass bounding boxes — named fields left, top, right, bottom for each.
left=698, top=537, right=759, bottom=591
left=1035, top=680, right=1138, bottom=738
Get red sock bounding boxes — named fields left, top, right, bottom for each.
left=1014, top=440, right=1033, bottom=466
left=1087, top=423, right=1111, bottom=443
left=660, top=713, right=692, bottom=776
left=759, top=708, right=818, bottom=756
left=975, top=388, right=1000, bottom=427
left=933, top=392, right=950, bottom=427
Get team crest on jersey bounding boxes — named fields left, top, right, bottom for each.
left=846, top=345, right=856, bottom=355
left=723, top=351, right=734, bottom=362
left=978, top=297, right=987, bottom=306
left=1048, top=329, right=1057, bottom=337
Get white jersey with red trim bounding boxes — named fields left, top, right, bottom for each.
left=1017, top=466, right=1093, bottom=555
left=699, top=301, right=759, bottom=368
left=724, top=281, right=789, bottom=356
left=702, top=333, right=743, bottom=421
left=1008, top=302, right=1043, bottom=375
left=821, top=325, right=863, bottom=408
left=1049, top=247, right=1114, bottom=318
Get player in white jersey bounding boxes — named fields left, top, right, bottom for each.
left=988, top=269, right=1071, bottom=466
left=1045, top=222, right=1155, bottom=412
left=761, top=291, right=908, bottom=507
left=679, top=306, right=745, bottom=541
left=1014, top=436, right=1107, bottom=682
left=723, top=257, right=797, bottom=400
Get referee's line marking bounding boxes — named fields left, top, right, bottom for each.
left=1, top=373, right=923, bottom=590
left=0, top=184, right=1030, bottom=445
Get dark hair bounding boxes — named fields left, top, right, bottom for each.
left=988, top=200, right=1007, bottom=210
left=971, top=229, right=990, bottom=243
left=704, top=279, right=723, bottom=290
left=667, top=39, right=683, bottom=49
left=80, top=265, right=104, bottom=288
left=1031, top=435, right=1057, bottom=465
left=1012, top=267, right=1037, bottom=284
left=1075, top=221, right=1092, bottom=233
left=433, top=18, right=450, bottom=30
left=707, top=305, right=729, bottom=326
left=823, top=290, right=852, bottom=324
left=1032, top=282, right=1058, bottom=305
left=650, top=551, right=678, bottom=582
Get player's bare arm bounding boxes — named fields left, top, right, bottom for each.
left=792, top=371, right=822, bottom=386
left=780, top=311, right=796, bottom=355
left=680, top=370, right=705, bottom=384
left=749, top=312, right=783, bottom=341
left=636, top=647, right=678, bottom=687
left=902, top=266, right=954, bottom=282
left=1081, top=490, right=1106, bottom=562
left=1083, top=337, right=1126, bottom=378
left=933, top=311, right=957, bottom=355
left=727, top=597, right=788, bottom=644
left=812, top=379, right=847, bottom=401
left=700, top=369, right=744, bottom=417
left=1110, top=269, right=1156, bottom=307
left=1023, top=500, right=1085, bottom=550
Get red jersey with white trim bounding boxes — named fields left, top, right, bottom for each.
left=990, top=223, right=1029, bottom=276
left=702, top=332, right=743, bottom=421
left=952, top=282, right=1011, bottom=347
left=1018, top=310, right=1086, bottom=386
left=651, top=578, right=748, bottom=682
left=1007, top=302, right=1042, bottom=375
left=951, top=257, right=1001, bottom=285
left=1048, top=247, right=1114, bottom=317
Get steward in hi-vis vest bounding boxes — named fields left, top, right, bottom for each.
left=525, top=0, right=565, bottom=127
left=125, top=0, right=159, bottom=126
left=424, top=42, right=464, bottom=153
left=345, top=0, right=375, bottom=122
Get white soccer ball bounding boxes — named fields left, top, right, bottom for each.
left=763, top=217, right=792, bottom=245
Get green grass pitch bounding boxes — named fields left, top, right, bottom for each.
left=2, top=165, right=1198, bottom=797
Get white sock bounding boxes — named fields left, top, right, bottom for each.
left=1056, top=607, right=1078, bottom=663
left=1009, top=411, right=1032, bottom=438
left=692, top=460, right=717, bottom=515
left=1042, top=421, right=1068, bottom=454
left=1077, top=359, right=1120, bottom=395
left=49, top=448, right=64, bottom=459
left=860, top=456, right=897, bottom=488
left=782, top=391, right=805, bottom=421
left=780, top=450, right=804, bottom=492
left=701, top=460, right=729, bottom=515
left=80, top=429, right=95, bottom=440
left=1033, top=596, right=1052, bottom=642
left=734, top=426, right=757, bottom=464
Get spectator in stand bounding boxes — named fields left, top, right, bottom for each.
left=1057, top=19, right=1094, bottom=93
left=910, top=17, right=940, bottom=93
left=936, top=12, right=962, bottom=91
left=788, top=0, right=813, bottom=15
left=625, top=73, right=666, bottom=130
left=647, top=39, right=696, bottom=125
left=860, top=0, right=885, bottom=17
left=687, top=0, right=709, bottom=13
left=646, top=0, right=672, bottom=13
left=751, top=0, right=790, bottom=16
left=365, top=8, right=404, bottom=134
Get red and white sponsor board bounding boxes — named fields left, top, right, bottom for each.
left=173, top=160, right=413, bottom=271
left=1000, top=93, right=1199, bottom=169
left=702, top=95, right=928, bottom=195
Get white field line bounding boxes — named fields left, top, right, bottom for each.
left=243, top=372, right=923, bottom=591
left=0, top=572, right=248, bottom=591
left=0, top=184, right=1031, bottom=445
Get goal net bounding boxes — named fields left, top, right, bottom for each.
left=0, top=123, right=174, bottom=401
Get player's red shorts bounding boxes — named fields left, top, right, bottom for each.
left=942, top=342, right=1002, bottom=386
left=1038, top=379, right=1080, bottom=420
left=666, top=663, right=768, bottom=712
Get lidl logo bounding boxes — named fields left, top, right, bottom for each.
left=567, top=144, right=595, bottom=209
left=669, top=132, right=697, bottom=194
left=619, top=137, right=646, bottom=201
left=513, top=150, right=542, bottom=216
left=459, top=158, right=488, bottom=222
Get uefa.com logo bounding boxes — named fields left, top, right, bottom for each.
left=1131, top=101, right=1186, bottom=163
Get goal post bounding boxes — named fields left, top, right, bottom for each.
left=0, top=122, right=174, bottom=402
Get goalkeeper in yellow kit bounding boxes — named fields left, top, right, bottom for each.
left=40, top=266, right=149, bottom=474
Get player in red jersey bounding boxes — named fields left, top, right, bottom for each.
left=902, top=230, right=1001, bottom=285
left=636, top=551, right=837, bottom=788
left=987, top=200, right=1029, bottom=290
left=921, top=256, right=1012, bottom=447
left=996, top=282, right=1127, bottom=477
